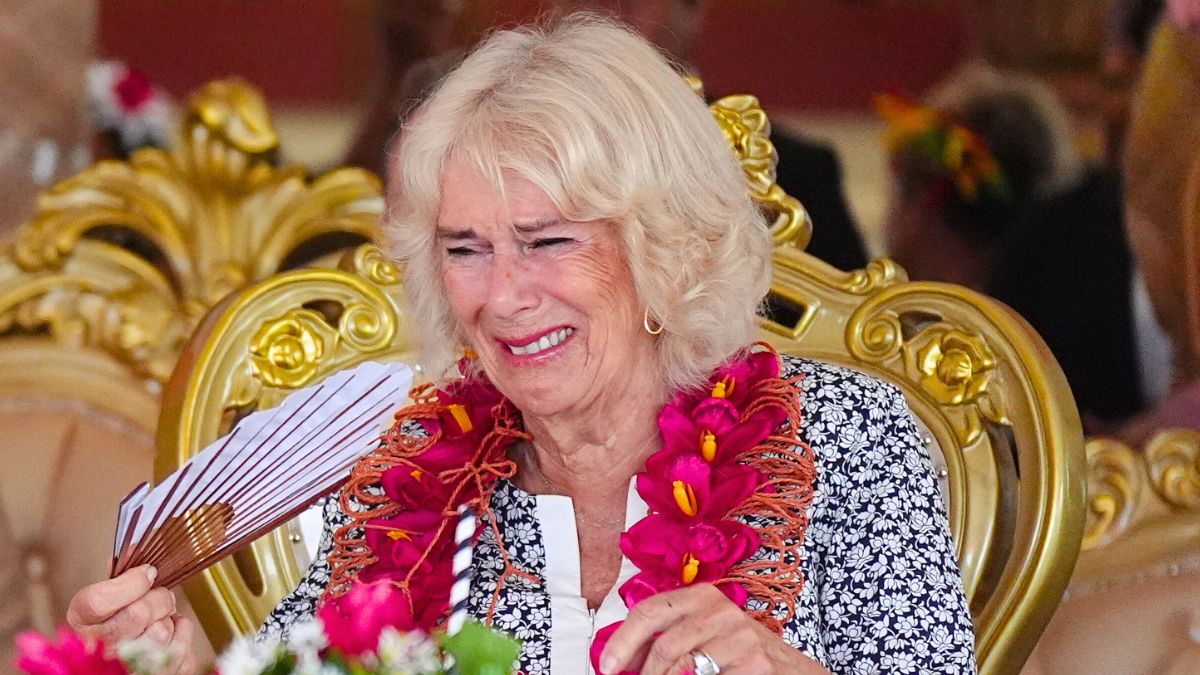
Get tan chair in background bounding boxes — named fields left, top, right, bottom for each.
left=1027, top=430, right=1200, bottom=674
left=0, top=79, right=382, bottom=666
left=1026, top=61, right=1200, bottom=675
left=157, top=89, right=1086, bottom=674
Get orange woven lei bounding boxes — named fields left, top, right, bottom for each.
left=323, top=344, right=816, bottom=636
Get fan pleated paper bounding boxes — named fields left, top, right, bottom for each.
left=110, top=361, right=413, bottom=588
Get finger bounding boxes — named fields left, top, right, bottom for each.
left=165, top=615, right=197, bottom=675
left=87, top=586, right=176, bottom=645
left=67, top=565, right=158, bottom=627
left=700, top=630, right=776, bottom=675
left=640, top=613, right=725, bottom=675
left=600, top=586, right=717, bottom=674
left=138, top=616, right=175, bottom=645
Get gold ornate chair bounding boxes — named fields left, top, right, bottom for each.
left=158, top=92, right=1086, bottom=674
left=0, top=79, right=381, bottom=660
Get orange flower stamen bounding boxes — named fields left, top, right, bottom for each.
left=701, top=431, right=717, bottom=462
left=681, top=553, right=700, bottom=584
left=672, top=480, right=699, bottom=517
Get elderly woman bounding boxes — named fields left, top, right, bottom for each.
left=67, top=15, right=974, bottom=675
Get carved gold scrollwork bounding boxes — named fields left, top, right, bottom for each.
left=340, top=302, right=392, bottom=352
left=709, top=94, right=812, bottom=250
left=846, top=289, right=1010, bottom=448
left=187, top=80, right=278, bottom=156
left=835, top=258, right=905, bottom=295
left=1082, top=438, right=1143, bottom=549
left=848, top=310, right=905, bottom=362
left=1, top=80, right=383, bottom=384
left=348, top=244, right=402, bottom=286
left=1147, top=428, right=1200, bottom=510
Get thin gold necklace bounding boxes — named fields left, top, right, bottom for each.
left=520, top=445, right=627, bottom=529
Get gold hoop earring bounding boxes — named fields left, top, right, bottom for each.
left=643, top=309, right=664, bottom=336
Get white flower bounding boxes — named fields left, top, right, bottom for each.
left=215, top=635, right=283, bottom=675
left=117, top=637, right=176, bottom=675
left=287, top=618, right=329, bottom=658
left=377, top=627, right=443, bottom=674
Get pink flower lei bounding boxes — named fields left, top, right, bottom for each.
left=324, top=344, right=816, bottom=660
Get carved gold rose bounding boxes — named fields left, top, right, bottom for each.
left=904, top=326, right=1006, bottom=445
left=914, top=330, right=995, bottom=405
left=249, top=309, right=334, bottom=388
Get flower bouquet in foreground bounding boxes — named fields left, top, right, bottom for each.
left=14, top=581, right=521, bottom=675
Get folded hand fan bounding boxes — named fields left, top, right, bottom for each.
left=110, top=361, right=413, bottom=588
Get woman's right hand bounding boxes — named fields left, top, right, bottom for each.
left=66, top=565, right=197, bottom=674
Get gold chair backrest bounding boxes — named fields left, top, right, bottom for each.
left=159, top=91, right=1086, bottom=674
left=0, top=79, right=383, bottom=384
left=0, top=79, right=384, bottom=653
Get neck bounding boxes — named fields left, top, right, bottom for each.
left=519, top=361, right=668, bottom=500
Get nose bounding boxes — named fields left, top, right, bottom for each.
left=485, top=249, right=539, bottom=319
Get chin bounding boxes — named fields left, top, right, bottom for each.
left=488, top=363, right=581, bottom=418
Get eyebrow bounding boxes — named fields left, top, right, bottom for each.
left=512, top=218, right=565, bottom=234
left=435, top=218, right=565, bottom=240
left=435, top=227, right=478, bottom=240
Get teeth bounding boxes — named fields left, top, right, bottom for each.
left=508, top=328, right=573, bottom=356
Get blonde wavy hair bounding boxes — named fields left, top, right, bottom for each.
left=385, top=13, right=771, bottom=394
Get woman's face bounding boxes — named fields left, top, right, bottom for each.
left=435, top=160, right=655, bottom=418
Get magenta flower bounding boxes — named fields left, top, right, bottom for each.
left=15, top=628, right=127, bottom=675
left=658, top=350, right=787, bottom=463
left=667, top=349, right=780, bottom=410
left=362, top=510, right=454, bottom=583
left=637, top=453, right=763, bottom=521
left=659, top=402, right=785, bottom=464
left=380, top=464, right=455, bottom=512
left=711, top=349, right=781, bottom=404
left=617, top=568, right=679, bottom=607
left=618, top=570, right=749, bottom=609
left=621, top=516, right=759, bottom=585
left=318, top=580, right=422, bottom=657
left=433, top=377, right=504, bottom=440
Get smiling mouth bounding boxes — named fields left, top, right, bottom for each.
left=504, top=327, right=575, bottom=356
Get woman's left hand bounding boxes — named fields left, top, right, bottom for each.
left=597, top=584, right=829, bottom=675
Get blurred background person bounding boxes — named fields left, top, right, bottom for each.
left=879, top=64, right=1167, bottom=431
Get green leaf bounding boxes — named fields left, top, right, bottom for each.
left=438, top=621, right=522, bottom=675
left=261, top=652, right=298, bottom=675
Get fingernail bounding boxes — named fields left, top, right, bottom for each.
left=600, top=656, right=617, bottom=674
left=145, top=565, right=158, bottom=584
left=169, top=591, right=177, bottom=612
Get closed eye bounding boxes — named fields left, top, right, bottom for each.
left=445, top=246, right=479, bottom=257
left=530, top=237, right=573, bottom=249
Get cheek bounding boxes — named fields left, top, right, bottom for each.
left=441, top=267, right=487, bottom=325
left=557, top=248, right=640, bottom=324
